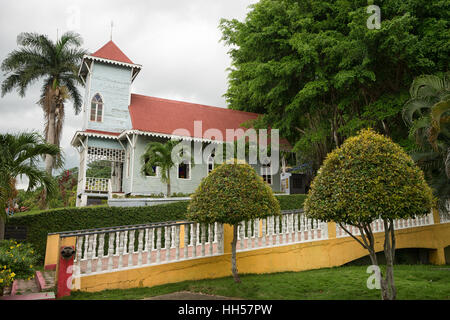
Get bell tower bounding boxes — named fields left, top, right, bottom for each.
left=78, top=40, right=141, bottom=133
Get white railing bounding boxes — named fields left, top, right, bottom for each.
left=335, top=211, right=435, bottom=238
left=85, top=177, right=110, bottom=193
left=66, top=220, right=224, bottom=277
left=236, top=210, right=327, bottom=252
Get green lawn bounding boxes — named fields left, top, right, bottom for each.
left=63, top=264, right=450, bottom=300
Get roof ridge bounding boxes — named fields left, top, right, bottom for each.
left=130, top=93, right=261, bottom=117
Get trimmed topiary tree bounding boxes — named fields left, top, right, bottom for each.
left=304, top=128, right=434, bottom=300
left=187, top=160, right=280, bottom=283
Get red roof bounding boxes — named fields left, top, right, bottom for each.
left=129, top=94, right=260, bottom=142
left=91, top=41, right=134, bottom=64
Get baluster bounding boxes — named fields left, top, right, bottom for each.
left=313, top=220, right=318, bottom=239
left=171, top=226, right=176, bottom=248
left=201, top=223, right=206, bottom=256
left=253, top=219, right=259, bottom=248
left=86, top=235, right=94, bottom=274
left=175, top=225, right=181, bottom=261
left=107, top=232, right=115, bottom=271
left=123, top=231, right=128, bottom=255
left=196, top=223, right=200, bottom=245
left=300, top=215, right=305, bottom=241
left=308, top=217, right=313, bottom=238
left=148, top=228, right=155, bottom=265
left=239, top=221, right=245, bottom=249
left=96, top=234, right=105, bottom=272
left=165, top=226, right=170, bottom=262
left=156, top=227, right=162, bottom=263
left=190, top=222, right=194, bottom=247
left=184, top=224, right=189, bottom=259
left=118, top=232, right=124, bottom=269
left=192, top=223, right=197, bottom=258
left=267, top=216, right=274, bottom=246
left=75, top=236, right=83, bottom=275
left=115, top=231, right=120, bottom=256
left=128, top=230, right=135, bottom=267
left=83, top=235, right=89, bottom=259
left=137, top=229, right=144, bottom=266
left=92, top=234, right=98, bottom=259
left=218, top=223, right=224, bottom=254
left=275, top=216, right=280, bottom=245
left=294, top=213, right=298, bottom=242
left=286, top=214, right=291, bottom=243
left=213, top=222, right=218, bottom=243
left=208, top=224, right=214, bottom=256
left=261, top=218, right=266, bottom=247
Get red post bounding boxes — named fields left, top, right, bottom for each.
left=56, top=246, right=75, bottom=298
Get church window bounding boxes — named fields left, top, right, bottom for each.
left=90, top=93, right=103, bottom=122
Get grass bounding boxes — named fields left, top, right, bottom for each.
left=63, top=264, right=450, bottom=300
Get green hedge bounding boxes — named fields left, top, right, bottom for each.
left=6, top=194, right=306, bottom=263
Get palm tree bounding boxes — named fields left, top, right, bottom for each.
left=0, top=132, right=59, bottom=239
left=402, top=72, right=450, bottom=215
left=141, top=140, right=179, bottom=197
left=1, top=32, right=87, bottom=175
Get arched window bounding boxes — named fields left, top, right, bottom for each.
left=90, top=93, right=103, bottom=122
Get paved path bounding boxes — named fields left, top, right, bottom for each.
left=144, top=291, right=242, bottom=300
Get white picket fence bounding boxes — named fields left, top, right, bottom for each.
left=59, top=209, right=443, bottom=279
left=236, top=210, right=327, bottom=252
left=64, top=220, right=224, bottom=278
left=335, top=212, right=435, bottom=238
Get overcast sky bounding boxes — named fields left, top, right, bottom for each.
left=0, top=0, right=258, bottom=188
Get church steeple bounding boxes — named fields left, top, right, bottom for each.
left=78, top=40, right=142, bottom=132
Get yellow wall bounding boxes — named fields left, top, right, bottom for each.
left=44, top=234, right=60, bottom=268
left=76, top=222, right=450, bottom=293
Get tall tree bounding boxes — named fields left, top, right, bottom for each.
left=403, top=72, right=450, bottom=214
left=1, top=32, right=87, bottom=175
left=0, top=132, right=59, bottom=239
left=187, top=160, right=280, bottom=283
left=220, top=0, right=449, bottom=171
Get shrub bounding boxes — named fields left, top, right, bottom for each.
left=0, top=240, right=37, bottom=279
left=304, top=128, right=434, bottom=300
left=187, top=160, right=281, bottom=282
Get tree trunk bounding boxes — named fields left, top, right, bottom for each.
left=231, top=224, right=241, bottom=283
left=166, top=169, right=171, bottom=197
left=0, top=216, right=5, bottom=240
left=383, top=219, right=397, bottom=300
left=45, top=108, right=56, bottom=175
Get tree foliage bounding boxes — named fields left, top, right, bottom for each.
left=304, top=128, right=434, bottom=299
left=220, top=0, right=449, bottom=170
left=402, top=72, right=450, bottom=214
left=187, top=161, right=280, bottom=225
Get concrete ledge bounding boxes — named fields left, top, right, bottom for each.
left=108, top=197, right=190, bottom=207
